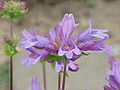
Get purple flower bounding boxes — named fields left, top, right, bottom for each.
left=75, top=19, right=108, bottom=43
left=20, top=2, right=26, bottom=7
left=0, top=2, right=4, bottom=9
left=55, top=60, right=79, bottom=72
left=104, top=85, right=113, bottom=90
left=30, top=77, right=42, bottom=90
left=20, top=13, right=112, bottom=71
left=104, top=56, right=120, bottom=90
left=21, top=48, right=50, bottom=67
left=20, top=29, right=51, bottom=49
left=78, top=38, right=113, bottom=55
left=59, top=13, right=79, bottom=38
left=58, top=38, right=81, bottom=59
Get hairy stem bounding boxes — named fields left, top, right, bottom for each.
left=62, top=59, right=67, bottom=90
left=58, top=72, right=61, bottom=89
left=43, top=64, right=47, bottom=90
left=10, top=19, right=13, bottom=90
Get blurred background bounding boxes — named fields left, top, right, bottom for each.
left=0, top=0, right=120, bottom=90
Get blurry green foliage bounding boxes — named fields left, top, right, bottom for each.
left=4, top=35, right=19, bottom=56
left=0, top=1, right=27, bottom=19
left=4, top=43, right=18, bottom=56
left=0, top=63, right=9, bottom=87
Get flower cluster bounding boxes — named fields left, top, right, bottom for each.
left=104, top=56, right=120, bottom=90
left=20, top=13, right=112, bottom=72
left=0, top=1, right=27, bottom=19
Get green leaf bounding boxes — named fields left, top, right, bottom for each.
left=41, top=53, right=66, bottom=62
left=4, top=43, right=18, bottom=56
left=80, top=52, right=90, bottom=56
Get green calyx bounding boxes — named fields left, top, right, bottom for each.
left=4, top=35, right=19, bottom=56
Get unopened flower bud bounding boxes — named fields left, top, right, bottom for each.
left=0, top=2, right=4, bottom=9
left=3, top=36, right=10, bottom=43
left=20, top=2, right=26, bottom=7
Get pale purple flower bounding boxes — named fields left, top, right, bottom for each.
left=78, top=38, right=113, bottom=55
left=20, top=13, right=112, bottom=71
left=30, top=77, right=42, bottom=90
left=75, top=19, right=108, bottom=43
left=55, top=60, right=79, bottom=72
left=104, top=85, right=113, bottom=90
left=59, top=13, right=79, bottom=38
left=58, top=38, right=81, bottom=59
left=20, top=2, right=26, bottom=7
left=20, top=29, right=51, bottom=49
left=21, top=48, right=50, bottom=67
left=104, top=56, right=120, bottom=90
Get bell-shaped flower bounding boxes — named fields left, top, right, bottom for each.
left=58, top=38, right=81, bottom=59
left=59, top=13, right=79, bottom=38
left=104, top=56, right=120, bottom=90
left=30, top=77, right=42, bottom=90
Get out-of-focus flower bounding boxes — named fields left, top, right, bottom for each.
left=104, top=56, right=120, bottom=90
left=20, top=13, right=112, bottom=72
left=0, top=2, right=4, bottom=9
left=30, top=77, right=42, bottom=90
left=19, top=2, right=26, bottom=7
left=0, top=1, right=27, bottom=19
left=3, top=35, right=10, bottom=43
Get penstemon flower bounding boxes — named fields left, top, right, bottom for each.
left=104, top=56, right=120, bottom=90
left=30, top=77, right=42, bottom=90
left=20, top=13, right=112, bottom=73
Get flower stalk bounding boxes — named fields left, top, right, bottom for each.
left=62, top=59, right=67, bottom=90
left=58, top=72, right=61, bottom=90
left=43, top=64, right=47, bottom=90
left=10, top=19, right=13, bottom=90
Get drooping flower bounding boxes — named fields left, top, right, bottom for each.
left=30, top=77, right=42, bottom=90
left=20, top=29, right=51, bottom=49
left=75, top=19, right=109, bottom=43
left=21, top=48, right=50, bottom=67
left=104, top=56, right=120, bottom=90
left=78, top=38, right=113, bottom=55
